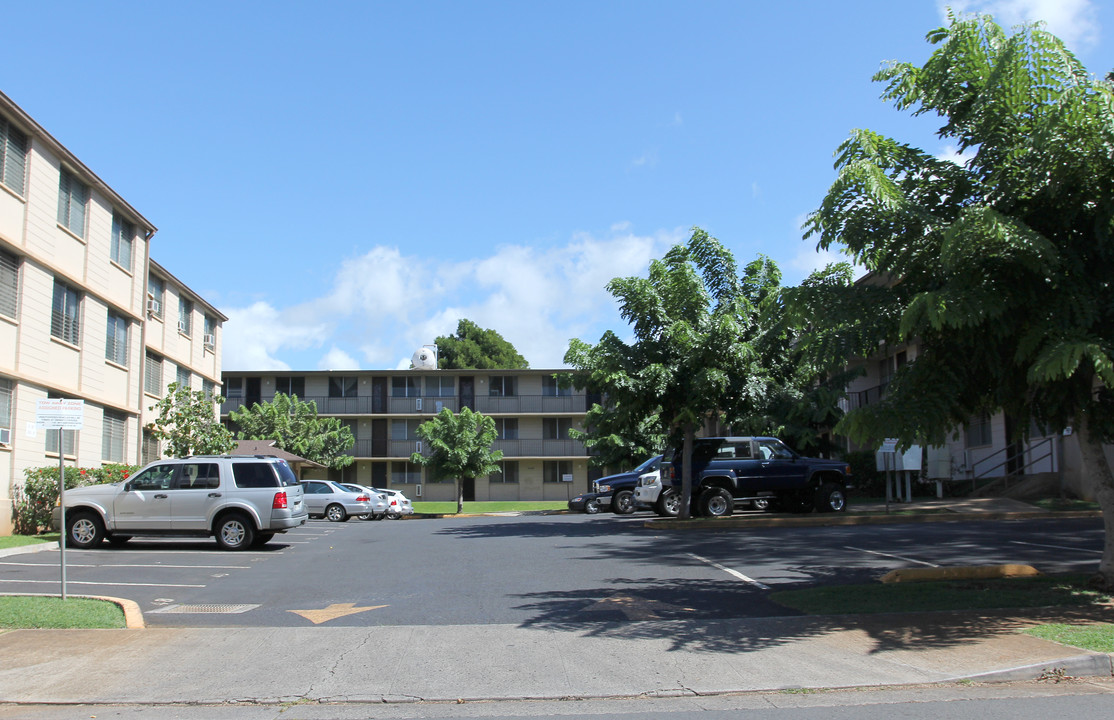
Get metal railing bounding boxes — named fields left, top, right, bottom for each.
left=222, top=393, right=585, bottom=416
left=346, top=437, right=586, bottom=459
left=967, top=436, right=1056, bottom=492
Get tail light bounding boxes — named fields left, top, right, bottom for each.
left=272, top=491, right=288, bottom=509
left=356, top=494, right=370, bottom=502
left=390, top=499, right=398, bottom=507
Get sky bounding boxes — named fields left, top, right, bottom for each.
left=4, top=1, right=1111, bottom=371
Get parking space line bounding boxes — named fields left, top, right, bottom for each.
left=0, top=579, right=206, bottom=588
left=846, top=548, right=935, bottom=570
left=0, top=561, right=250, bottom=569
left=1011, top=541, right=1103, bottom=555
left=688, top=552, right=771, bottom=590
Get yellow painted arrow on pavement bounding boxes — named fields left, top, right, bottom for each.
left=289, top=603, right=388, bottom=624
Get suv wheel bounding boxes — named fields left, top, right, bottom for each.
left=325, top=503, right=349, bottom=522
left=815, top=482, right=847, bottom=513
left=611, top=489, right=635, bottom=515
left=215, top=513, right=255, bottom=551
left=656, top=488, right=681, bottom=517
left=698, top=487, right=733, bottom=517
left=66, top=511, right=105, bottom=549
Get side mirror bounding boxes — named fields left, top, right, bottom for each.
left=123, top=481, right=133, bottom=492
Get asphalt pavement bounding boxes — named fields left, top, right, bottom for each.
left=0, top=497, right=1110, bottom=707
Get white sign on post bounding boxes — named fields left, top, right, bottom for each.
left=35, top=399, right=85, bottom=429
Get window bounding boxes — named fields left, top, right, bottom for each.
left=0, top=377, right=12, bottom=433
left=176, top=365, right=191, bottom=390
left=1, top=114, right=27, bottom=195
left=179, top=463, right=220, bottom=490
left=141, top=429, right=160, bottom=464
left=543, top=460, right=573, bottom=483
left=495, top=417, right=518, bottom=440
left=203, top=315, right=216, bottom=346
left=966, top=414, right=992, bottom=448
left=492, top=460, right=519, bottom=483
left=0, top=248, right=18, bottom=318
left=489, top=376, right=517, bottom=396
left=57, top=169, right=88, bottom=237
left=543, top=417, right=572, bottom=440
left=110, top=213, right=134, bottom=271
left=233, top=463, right=281, bottom=489
left=542, top=375, right=571, bottom=396
left=105, top=310, right=128, bottom=366
left=391, top=461, right=422, bottom=484
left=275, top=376, right=305, bottom=397
left=148, top=275, right=164, bottom=318
left=178, top=298, right=192, bottom=335
left=225, top=377, right=243, bottom=399
left=129, top=463, right=176, bottom=491
left=391, top=376, right=419, bottom=397
left=202, top=379, right=215, bottom=397
left=391, top=419, right=421, bottom=440
left=50, top=280, right=80, bottom=345
left=144, top=352, right=163, bottom=396
left=424, top=376, right=454, bottom=397
left=102, top=410, right=126, bottom=463
left=329, top=376, right=358, bottom=398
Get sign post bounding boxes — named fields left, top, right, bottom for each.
left=879, top=438, right=899, bottom=515
left=35, top=399, right=84, bottom=600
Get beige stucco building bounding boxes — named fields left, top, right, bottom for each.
left=0, top=90, right=225, bottom=534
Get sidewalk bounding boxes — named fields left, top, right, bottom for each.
left=0, top=500, right=1110, bottom=705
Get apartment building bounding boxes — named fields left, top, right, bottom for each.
left=0, top=91, right=225, bottom=534
left=220, top=369, right=597, bottom=501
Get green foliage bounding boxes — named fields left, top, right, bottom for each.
left=12, top=464, right=138, bottom=534
left=148, top=382, right=235, bottom=458
left=435, top=319, right=529, bottom=369
left=842, top=450, right=884, bottom=497
left=228, top=392, right=355, bottom=470
left=410, top=407, right=503, bottom=513
left=568, top=398, right=668, bottom=469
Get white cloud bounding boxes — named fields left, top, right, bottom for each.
left=317, top=346, right=360, bottom=371
left=941, top=0, right=1099, bottom=50
left=936, top=143, right=978, bottom=166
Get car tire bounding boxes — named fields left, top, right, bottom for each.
left=584, top=498, right=601, bottom=514
left=105, top=534, right=132, bottom=546
left=215, top=513, right=255, bottom=551
left=697, top=487, right=734, bottom=517
left=655, top=488, right=681, bottom=517
left=611, top=489, right=635, bottom=515
left=325, top=504, right=348, bottom=522
left=815, top=482, right=847, bottom=513
left=752, top=497, right=770, bottom=512
left=66, top=511, right=105, bottom=549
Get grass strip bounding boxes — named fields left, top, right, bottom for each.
left=412, top=501, right=568, bottom=514
left=770, top=574, right=1111, bottom=615
left=0, top=596, right=126, bottom=629
left=1023, top=623, right=1114, bottom=653
left=0, top=534, right=59, bottom=550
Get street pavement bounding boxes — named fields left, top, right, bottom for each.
left=0, top=498, right=1111, bottom=706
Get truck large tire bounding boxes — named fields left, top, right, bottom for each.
left=697, top=487, right=733, bottom=517
left=814, top=482, right=847, bottom=513
left=611, top=489, right=636, bottom=515
left=655, top=487, right=681, bottom=517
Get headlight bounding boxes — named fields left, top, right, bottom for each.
left=597, top=484, right=611, bottom=493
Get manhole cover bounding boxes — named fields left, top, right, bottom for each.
left=149, top=604, right=259, bottom=614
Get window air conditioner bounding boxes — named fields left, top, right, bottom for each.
left=203, top=333, right=215, bottom=346
left=415, top=397, right=422, bottom=410
left=146, top=299, right=161, bottom=314
left=0, top=428, right=10, bottom=445
left=415, top=484, right=422, bottom=497
left=415, top=440, right=422, bottom=453
left=177, top=320, right=188, bottom=333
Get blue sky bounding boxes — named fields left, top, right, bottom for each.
left=5, top=1, right=1111, bottom=370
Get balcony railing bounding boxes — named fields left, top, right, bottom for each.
left=838, top=382, right=888, bottom=413
left=346, top=437, right=586, bottom=458
left=222, top=393, right=584, bottom=416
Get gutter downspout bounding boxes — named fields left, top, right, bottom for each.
left=135, top=228, right=156, bottom=466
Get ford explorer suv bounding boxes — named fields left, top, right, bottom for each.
left=54, top=455, right=309, bottom=550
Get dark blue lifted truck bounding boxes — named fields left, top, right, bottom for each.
left=664, top=437, right=852, bottom=517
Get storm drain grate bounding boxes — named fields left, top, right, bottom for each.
left=150, top=604, right=259, bottom=614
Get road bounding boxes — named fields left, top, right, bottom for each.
left=0, top=512, right=1104, bottom=628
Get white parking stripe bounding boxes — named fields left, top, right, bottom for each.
left=845, top=546, right=940, bottom=567
left=0, top=562, right=250, bottom=569
left=688, top=553, right=771, bottom=590
left=0, top=579, right=205, bottom=588
left=1011, top=541, right=1103, bottom=555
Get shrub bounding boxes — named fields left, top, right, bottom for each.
left=843, top=450, right=883, bottom=497
left=11, top=464, right=138, bottom=535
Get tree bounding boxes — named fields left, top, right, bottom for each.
left=410, top=407, right=503, bottom=513
left=799, top=14, right=1114, bottom=586
left=227, top=393, right=355, bottom=471
left=436, top=319, right=529, bottom=369
left=564, top=228, right=769, bottom=519
left=148, top=382, right=235, bottom=458
left=569, top=399, right=668, bottom=471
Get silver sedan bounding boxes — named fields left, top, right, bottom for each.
left=300, top=480, right=372, bottom=522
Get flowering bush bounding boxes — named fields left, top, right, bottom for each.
left=11, top=464, right=139, bottom=535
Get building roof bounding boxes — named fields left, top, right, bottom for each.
left=231, top=440, right=324, bottom=469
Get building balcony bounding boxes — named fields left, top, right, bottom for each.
left=222, top=393, right=585, bottom=417
left=346, top=437, right=587, bottom=459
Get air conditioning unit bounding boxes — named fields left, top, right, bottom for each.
left=0, top=428, right=10, bottom=445
left=177, top=320, right=188, bottom=333
left=415, top=397, right=423, bottom=410
left=415, top=484, right=422, bottom=497
left=203, top=333, right=215, bottom=346
left=146, top=299, right=161, bottom=314
left=415, top=440, right=422, bottom=453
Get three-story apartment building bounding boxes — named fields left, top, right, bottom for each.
left=0, top=91, right=225, bottom=534
left=220, top=369, right=597, bottom=501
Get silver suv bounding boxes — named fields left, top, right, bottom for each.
left=54, top=455, right=309, bottom=550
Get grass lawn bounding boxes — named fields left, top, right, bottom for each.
left=411, top=501, right=569, bottom=514
left=0, top=596, right=126, bottom=629
left=1024, top=623, right=1114, bottom=653
left=770, top=574, right=1112, bottom=615
left=1031, top=498, right=1101, bottom=512
left=0, top=534, right=58, bottom=550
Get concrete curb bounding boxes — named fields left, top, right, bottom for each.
left=0, top=591, right=144, bottom=629
left=644, top=509, right=1102, bottom=530
left=951, top=652, right=1114, bottom=683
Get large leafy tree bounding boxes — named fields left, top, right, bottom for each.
left=148, top=382, right=236, bottom=458
left=569, top=399, right=668, bottom=471
left=227, top=393, right=355, bottom=471
left=410, top=407, right=503, bottom=513
left=436, top=319, right=529, bottom=369
left=799, top=15, right=1114, bottom=586
left=564, top=228, right=768, bottom=519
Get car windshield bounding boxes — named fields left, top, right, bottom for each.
left=631, top=455, right=660, bottom=473
left=756, top=439, right=797, bottom=460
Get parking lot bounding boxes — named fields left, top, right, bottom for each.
left=1, top=513, right=1105, bottom=628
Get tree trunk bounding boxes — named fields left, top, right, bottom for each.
left=679, top=424, right=695, bottom=520
left=456, top=480, right=464, bottom=515
left=1075, top=412, right=1114, bottom=589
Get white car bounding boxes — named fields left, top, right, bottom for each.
left=340, top=484, right=390, bottom=520
left=300, top=480, right=372, bottom=522
left=373, top=487, right=414, bottom=518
